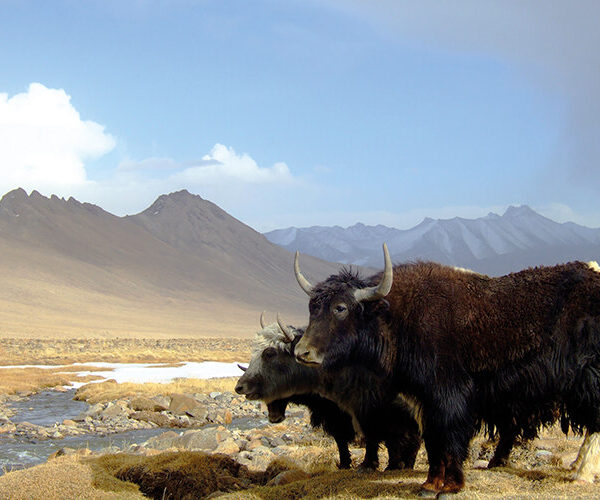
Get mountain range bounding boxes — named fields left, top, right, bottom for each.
left=0, top=188, right=337, bottom=338
left=264, top=206, right=600, bottom=276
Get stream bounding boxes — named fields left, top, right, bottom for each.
left=0, top=390, right=166, bottom=473
left=0, top=389, right=267, bottom=474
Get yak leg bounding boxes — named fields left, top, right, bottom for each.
left=488, top=428, right=516, bottom=468
left=420, top=389, right=473, bottom=496
left=573, top=431, right=600, bottom=483
left=334, top=435, right=352, bottom=469
left=359, top=438, right=380, bottom=470
left=571, top=430, right=590, bottom=471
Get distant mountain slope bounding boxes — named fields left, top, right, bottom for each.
left=0, top=188, right=338, bottom=338
left=265, top=206, right=600, bottom=275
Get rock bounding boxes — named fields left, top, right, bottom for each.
left=214, top=438, right=240, bottom=455
left=144, top=430, right=181, bottom=450
left=130, top=396, right=168, bottom=412
left=247, top=439, right=265, bottom=451
left=224, top=410, right=233, bottom=425
left=169, top=394, right=201, bottom=415
left=62, top=419, right=77, bottom=427
left=185, top=406, right=208, bottom=420
left=152, top=395, right=171, bottom=409
left=102, top=404, right=131, bottom=420
left=209, top=392, right=222, bottom=399
left=130, top=411, right=172, bottom=427
left=267, top=470, right=310, bottom=486
left=0, top=423, right=16, bottom=434
left=237, top=447, right=276, bottom=472
left=178, top=428, right=219, bottom=451
left=473, top=460, right=490, bottom=469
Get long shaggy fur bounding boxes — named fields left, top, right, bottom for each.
left=300, top=259, right=600, bottom=493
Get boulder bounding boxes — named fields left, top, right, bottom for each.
left=178, top=428, right=220, bottom=451
left=144, top=430, right=181, bottom=450
left=169, top=394, right=201, bottom=415
left=130, top=396, right=167, bottom=412
left=214, top=438, right=240, bottom=455
left=130, top=411, right=172, bottom=427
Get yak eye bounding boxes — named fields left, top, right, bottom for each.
left=333, top=303, right=348, bottom=319
left=262, top=347, right=277, bottom=360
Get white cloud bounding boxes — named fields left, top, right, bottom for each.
left=172, top=143, right=294, bottom=185
left=0, top=83, right=115, bottom=194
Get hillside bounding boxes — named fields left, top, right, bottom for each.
left=0, top=189, right=338, bottom=338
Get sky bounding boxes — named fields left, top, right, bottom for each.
left=0, top=0, right=599, bottom=231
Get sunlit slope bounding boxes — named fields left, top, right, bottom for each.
left=0, top=189, right=336, bottom=338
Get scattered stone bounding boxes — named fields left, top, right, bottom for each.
left=473, top=460, right=490, bottom=469
left=130, top=410, right=172, bottom=428
left=178, top=428, right=219, bottom=451
left=169, top=394, right=201, bottom=415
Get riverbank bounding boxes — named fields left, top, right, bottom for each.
left=1, top=384, right=598, bottom=499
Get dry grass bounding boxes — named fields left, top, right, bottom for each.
left=0, top=366, right=104, bottom=395
left=0, top=337, right=251, bottom=366
left=73, top=378, right=239, bottom=404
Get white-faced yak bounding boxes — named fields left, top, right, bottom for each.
left=293, top=244, right=600, bottom=495
left=235, top=317, right=421, bottom=470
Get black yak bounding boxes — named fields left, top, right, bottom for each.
left=235, top=318, right=421, bottom=470
left=293, top=244, right=600, bottom=494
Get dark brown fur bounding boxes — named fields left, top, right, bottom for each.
left=297, top=261, right=600, bottom=494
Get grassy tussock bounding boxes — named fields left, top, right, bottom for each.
left=74, top=377, right=239, bottom=404
left=89, top=452, right=297, bottom=499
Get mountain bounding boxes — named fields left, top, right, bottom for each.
left=0, top=188, right=338, bottom=338
left=264, top=206, right=600, bottom=276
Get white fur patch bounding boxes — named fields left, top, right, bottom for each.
left=251, top=323, right=294, bottom=357
left=573, top=431, right=600, bottom=482
left=587, top=261, right=600, bottom=273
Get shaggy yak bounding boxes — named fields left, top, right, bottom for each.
left=234, top=315, right=421, bottom=470
left=292, top=244, right=600, bottom=495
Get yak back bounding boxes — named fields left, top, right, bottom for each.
left=376, top=260, right=600, bottom=374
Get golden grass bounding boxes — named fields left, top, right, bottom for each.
left=0, top=337, right=251, bottom=365
left=74, top=377, right=239, bottom=404
left=0, top=367, right=104, bottom=395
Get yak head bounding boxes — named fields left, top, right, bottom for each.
left=293, top=243, right=393, bottom=369
left=235, top=314, right=318, bottom=422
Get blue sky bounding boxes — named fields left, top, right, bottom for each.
left=1, top=1, right=598, bottom=231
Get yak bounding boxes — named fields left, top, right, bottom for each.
left=234, top=316, right=421, bottom=471
left=292, top=244, right=600, bottom=495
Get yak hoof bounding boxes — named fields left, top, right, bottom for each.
left=417, top=489, right=438, bottom=498
left=337, top=461, right=351, bottom=470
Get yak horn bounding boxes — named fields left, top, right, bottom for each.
left=277, top=313, right=295, bottom=343
left=294, top=251, right=313, bottom=296
left=354, top=243, right=393, bottom=302
left=259, top=311, right=266, bottom=329
left=237, top=364, right=247, bottom=372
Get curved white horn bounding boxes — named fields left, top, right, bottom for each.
left=277, top=313, right=296, bottom=343
left=294, top=251, right=313, bottom=296
left=259, top=311, right=266, bottom=329
left=354, top=243, right=393, bottom=302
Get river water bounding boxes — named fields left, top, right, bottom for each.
left=0, top=390, right=167, bottom=473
